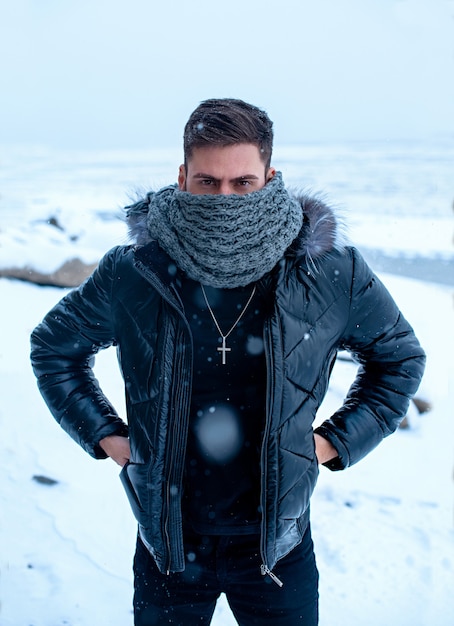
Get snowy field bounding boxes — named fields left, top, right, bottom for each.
left=0, top=140, right=453, bottom=624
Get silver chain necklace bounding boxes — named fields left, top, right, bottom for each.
left=200, top=284, right=257, bottom=365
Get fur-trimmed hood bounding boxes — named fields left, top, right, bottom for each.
left=125, top=189, right=345, bottom=266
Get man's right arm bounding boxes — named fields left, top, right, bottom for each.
left=30, top=248, right=129, bottom=459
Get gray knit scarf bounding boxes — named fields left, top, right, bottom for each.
left=145, top=171, right=303, bottom=288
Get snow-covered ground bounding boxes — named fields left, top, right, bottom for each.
left=1, top=141, right=453, bottom=624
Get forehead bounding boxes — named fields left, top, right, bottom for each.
left=186, top=144, right=265, bottom=176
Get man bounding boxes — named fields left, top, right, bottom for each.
left=31, top=98, right=425, bottom=625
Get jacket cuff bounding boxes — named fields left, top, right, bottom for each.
left=314, top=425, right=349, bottom=471
left=92, top=423, right=129, bottom=460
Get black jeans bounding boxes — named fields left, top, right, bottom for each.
left=133, top=525, right=319, bottom=625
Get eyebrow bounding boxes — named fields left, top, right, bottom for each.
left=192, top=173, right=260, bottom=183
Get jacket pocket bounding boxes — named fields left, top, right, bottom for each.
left=120, top=461, right=151, bottom=526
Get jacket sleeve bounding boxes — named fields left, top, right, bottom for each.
left=30, top=247, right=129, bottom=459
left=314, top=247, right=426, bottom=470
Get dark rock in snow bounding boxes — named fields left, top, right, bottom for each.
left=32, top=475, right=59, bottom=486
left=0, top=258, right=97, bottom=287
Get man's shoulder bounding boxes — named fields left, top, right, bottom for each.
left=289, top=243, right=356, bottom=275
left=98, top=242, right=179, bottom=290
left=97, top=244, right=136, bottom=271
left=284, top=245, right=374, bottom=300
left=100, top=242, right=162, bottom=268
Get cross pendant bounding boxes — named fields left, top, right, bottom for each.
left=217, top=337, right=231, bottom=365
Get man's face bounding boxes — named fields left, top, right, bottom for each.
left=178, top=143, right=275, bottom=195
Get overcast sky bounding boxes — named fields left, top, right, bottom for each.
left=1, top=0, right=453, bottom=149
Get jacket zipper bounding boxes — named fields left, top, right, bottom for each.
left=163, top=324, right=193, bottom=575
left=134, top=260, right=192, bottom=575
left=158, top=318, right=174, bottom=576
left=260, top=564, right=283, bottom=587
left=259, top=315, right=284, bottom=588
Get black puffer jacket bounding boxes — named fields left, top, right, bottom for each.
left=30, top=194, right=425, bottom=578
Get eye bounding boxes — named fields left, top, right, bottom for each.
left=235, top=179, right=256, bottom=191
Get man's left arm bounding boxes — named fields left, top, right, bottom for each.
left=314, top=248, right=426, bottom=470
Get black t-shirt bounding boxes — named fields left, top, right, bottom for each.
left=180, top=277, right=268, bottom=535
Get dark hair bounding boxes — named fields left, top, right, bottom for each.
left=183, top=98, right=274, bottom=168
